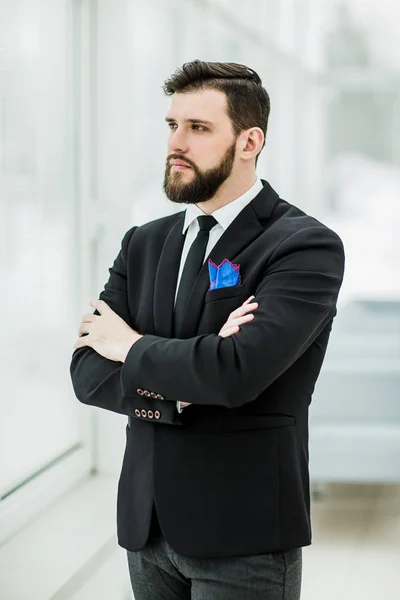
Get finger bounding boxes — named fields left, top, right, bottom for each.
left=219, top=325, right=240, bottom=338
left=78, top=323, right=92, bottom=336
left=223, top=313, right=255, bottom=331
left=73, top=335, right=92, bottom=350
left=228, top=301, right=258, bottom=320
left=243, top=295, right=255, bottom=305
left=89, top=299, right=110, bottom=314
left=78, top=314, right=98, bottom=334
left=82, top=313, right=97, bottom=322
left=219, top=320, right=250, bottom=337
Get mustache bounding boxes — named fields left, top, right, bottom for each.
left=167, top=154, right=197, bottom=170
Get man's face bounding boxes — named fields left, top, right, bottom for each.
left=163, top=89, right=238, bottom=205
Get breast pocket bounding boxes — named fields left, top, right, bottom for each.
left=198, top=284, right=250, bottom=335
left=204, top=283, right=248, bottom=303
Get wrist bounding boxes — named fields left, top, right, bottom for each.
left=120, top=332, right=143, bottom=362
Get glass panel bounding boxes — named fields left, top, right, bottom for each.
left=0, top=0, right=81, bottom=496
left=321, top=0, right=400, bottom=300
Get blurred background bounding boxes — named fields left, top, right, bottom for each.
left=0, top=0, right=399, bottom=598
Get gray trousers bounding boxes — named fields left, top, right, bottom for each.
left=127, top=535, right=302, bottom=600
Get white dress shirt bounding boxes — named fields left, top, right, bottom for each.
left=175, top=177, right=264, bottom=413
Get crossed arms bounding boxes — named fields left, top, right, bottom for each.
left=70, top=225, right=344, bottom=419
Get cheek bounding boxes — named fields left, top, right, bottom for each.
left=194, top=142, right=227, bottom=170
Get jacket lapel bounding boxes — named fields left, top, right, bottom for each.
left=176, top=205, right=262, bottom=339
left=153, top=180, right=279, bottom=340
left=153, top=212, right=186, bottom=338
left=176, top=180, right=279, bottom=339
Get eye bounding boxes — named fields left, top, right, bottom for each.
left=168, top=122, right=177, bottom=130
left=192, top=124, right=208, bottom=132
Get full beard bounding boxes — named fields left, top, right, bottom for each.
left=163, top=141, right=236, bottom=205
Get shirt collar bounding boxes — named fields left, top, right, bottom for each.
left=182, top=177, right=263, bottom=234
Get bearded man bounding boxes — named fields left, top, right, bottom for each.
left=71, top=60, right=345, bottom=600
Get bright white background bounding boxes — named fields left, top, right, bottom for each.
left=0, top=0, right=399, bottom=598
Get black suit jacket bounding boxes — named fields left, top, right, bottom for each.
left=70, top=180, right=345, bottom=558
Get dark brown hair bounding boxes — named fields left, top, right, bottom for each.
left=163, top=60, right=270, bottom=162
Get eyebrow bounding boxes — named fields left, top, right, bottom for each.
left=165, top=117, right=214, bottom=126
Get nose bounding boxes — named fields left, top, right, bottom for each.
left=168, top=127, right=189, bottom=155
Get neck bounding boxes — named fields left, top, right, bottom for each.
left=196, top=170, right=258, bottom=215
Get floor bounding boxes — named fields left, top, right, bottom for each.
left=69, top=483, right=400, bottom=599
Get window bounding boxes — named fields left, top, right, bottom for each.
left=0, top=0, right=91, bottom=543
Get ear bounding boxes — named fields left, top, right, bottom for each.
left=238, top=128, right=265, bottom=162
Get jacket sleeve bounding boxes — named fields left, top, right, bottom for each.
left=69, top=225, right=185, bottom=426
left=120, top=226, right=345, bottom=409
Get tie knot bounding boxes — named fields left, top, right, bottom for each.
left=197, top=215, right=217, bottom=232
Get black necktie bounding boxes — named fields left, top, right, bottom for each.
left=174, top=215, right=218, bottom=335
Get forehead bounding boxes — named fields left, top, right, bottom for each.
left=166, top=88, right=229, bottom=122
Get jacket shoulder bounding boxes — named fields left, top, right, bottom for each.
left=271, top=197, right=344, bottom=251
left=121, top=210, right=184, bottom=250
left=137, top=210, right=184, bottom=234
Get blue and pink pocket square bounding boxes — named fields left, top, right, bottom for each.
left=208, top=259, right=241, bottom=291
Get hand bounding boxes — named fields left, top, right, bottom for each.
left=179, top=296, right=258, bottom=410
left=218, top=295, right=258, bottom=338
left=73, top=299, right=142, bottom=362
